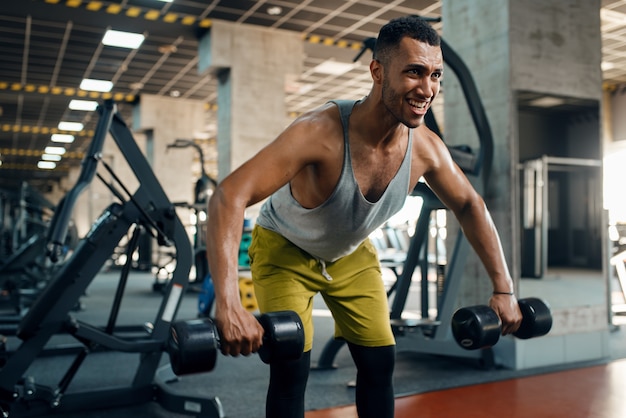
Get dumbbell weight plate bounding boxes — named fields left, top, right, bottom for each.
left=169, top=319, right=219, bottom=376
left=514, top=297, right=552, bottom=340
left=257, top=311, right=305, bottom=364
left=451, top=305, right=501, bottom=350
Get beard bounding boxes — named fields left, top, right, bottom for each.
left=381, top=77, right=425, bottom=129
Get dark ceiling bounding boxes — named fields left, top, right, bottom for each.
left=1, top=0, right=626, bottom=194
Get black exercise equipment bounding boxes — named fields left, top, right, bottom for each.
left=316, top=16, right=499, bottom=370
left=168, top=310, right=304, bottom=376
left=451, top=297, right=553, bottom=350
left=0, top=100, right=224, bottom=417
left=163, top=139, right=223, bottom=316
left=161, top=139, right=217, bottom=290
left=0, top=183, right=77, bottom=320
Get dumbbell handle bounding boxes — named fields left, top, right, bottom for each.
left=195, top=316, right=270, bottom=360
left=168, top=310, right=304, bottom=376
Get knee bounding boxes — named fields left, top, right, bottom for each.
left=349, top=344, right=395, bottom=379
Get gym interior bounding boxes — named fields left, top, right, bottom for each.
left=1, top=1, right=626, bottom=417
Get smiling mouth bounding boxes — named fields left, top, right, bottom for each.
left=408, top=99, right=429, bottom=111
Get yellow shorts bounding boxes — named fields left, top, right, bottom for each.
left=249, top=225, right=395, bottom=352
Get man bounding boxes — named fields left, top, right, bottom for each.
left=207, top=15, right=522, bottom=418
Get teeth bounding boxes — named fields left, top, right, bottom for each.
left=409, top=99, right=428, bottom=109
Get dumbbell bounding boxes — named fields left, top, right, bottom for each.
left=168, top=310, right=304, bottom=376
left=451, top=297, right=553, bottom=350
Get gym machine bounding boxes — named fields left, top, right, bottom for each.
left=0, top=100, right=224, bottom=417
left=316, top=16, right=500, bottom=370
left=153, top=138, right=217, bottom=293
left=0, top=183, right=78, bottom=324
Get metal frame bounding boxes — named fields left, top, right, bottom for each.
left=0, top=101, right=223, bottom=417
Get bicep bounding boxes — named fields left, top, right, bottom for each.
left=422, top=142, right=481, bottom=217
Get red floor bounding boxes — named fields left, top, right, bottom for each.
left=306, top=359, right=626, bottom=418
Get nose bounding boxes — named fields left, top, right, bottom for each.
left=416, top=75, right=437, bottom=99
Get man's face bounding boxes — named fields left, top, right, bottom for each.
left=380, top=37, right=443, bottom=128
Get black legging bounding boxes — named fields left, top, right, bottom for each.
left=266, top=343, right=395, bottom=418
left=348, top=343, right=395, bottom=418
left=266, top=350, right=311, bottom=418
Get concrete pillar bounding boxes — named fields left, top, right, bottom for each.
left=197, top=20, right=303, bottom=181
left=443, top=0, right=608, bottom=369
left=133, top=94, right=206, bottom=205
left=442, top=0, right=514, bottom=304
left=43, top=96, right=204, bottom=263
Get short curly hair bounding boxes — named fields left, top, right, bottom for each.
left=373, top=16, right=440, bottom=66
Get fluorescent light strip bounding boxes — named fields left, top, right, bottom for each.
left=69, top=99, right=98, bottom=111
left=38, top=161, right=57, bottom=169
left=41, top=153, right=63, bottom=161
left=44, top=146, right=66, bottom=155
left=102, top=29, right=145, bottom=49
left=80, top=79, right=113, bottom=92
left=58, top=121, right=84, bottom=131
left=528, top=97, right=565, bottom=108
left=312, top=60, right=356, bottom=75
left=51, top=134, right=75, bottom=143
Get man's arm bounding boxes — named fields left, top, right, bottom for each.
left=420, top=130, right=522, bottom=334
left=206, top=108, right=338, bottom=356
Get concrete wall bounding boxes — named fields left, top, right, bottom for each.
left=444, top=0, right=608, bottom=370
left=510, top=1, right=603, bottom=101
left=442, top=0, right=514, bottom=305
left=198, top=20, right=302, bottom=181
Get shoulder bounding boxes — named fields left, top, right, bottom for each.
left=411, top=124, right=452, bottom=172
left=289, top=102, right=342, bottom=134
left=281, top=102, right=344, bottom=150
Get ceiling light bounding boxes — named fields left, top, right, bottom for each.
left=80, top=78, right=113, bottom=92
left=38, top=161, right=57, bottom=169
left=158, top=0, right=173, bottom=2
left=69, top=99, right=98, bottom=111
left=44, top=146, right=66, bottom=155
left=298, top=83, right=314, bottom=94
left=528, top=97, right=565, bottom=108
left=102, top=29, right=145, bottom=49
left=41, top=153, right=63, bottom=161
left=193, top=131, right=211, bottom=140
left=602, top=61, right=615, bottom=71
left=267, top=6, right=282, bottom=15
left=51, top=134, right=75, bottom=143
left=312, top=59, right=356, bottom=76
left=58, top=121, right=84, bottom=131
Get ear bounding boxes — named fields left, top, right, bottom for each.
left=370, top=59, right=384, bottom=85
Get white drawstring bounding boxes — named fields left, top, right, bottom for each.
left=318, top=259, right=333, bottom=281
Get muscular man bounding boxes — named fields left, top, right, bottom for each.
left=207, top=15, right=522, bottom=418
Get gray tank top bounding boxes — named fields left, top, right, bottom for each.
left=255, top=99, right=413, bottom=262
